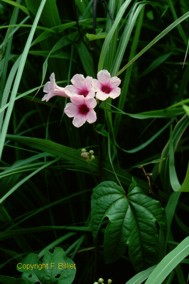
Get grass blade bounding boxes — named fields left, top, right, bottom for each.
left=0, top=0, right=47, bottom=160
left=145, top=237, right=189, bottom=284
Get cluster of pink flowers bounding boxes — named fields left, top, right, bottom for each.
left=42, top=70, right=121, bottom=128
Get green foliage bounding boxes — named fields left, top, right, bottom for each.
left=145, top=237, right=189, bottom=284
left=178, top=163, right=189, bottom=192
left=91, top=180, right=165, bottom=269
left=1, top=0, right=189, bottom=283
left=17, top=247, right=76, bottom=284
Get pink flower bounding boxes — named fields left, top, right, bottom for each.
left=93, top=70, right=121, bottom=101
left=42, top=73, right=69, bottom=102
left=65, top=74, right=95, bottom=98
left=64, top=95, right=97, bottom=128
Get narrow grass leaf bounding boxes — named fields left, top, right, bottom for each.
left=110, top=104, right=184, bottom=119
left=98, top=0, right=132, bottom=71
left=0, top=153, right=51, bottom=179
left=1, top=0, right=29, bottom=15
left=0, top=226, right=91, bottom=241
left=6, top=134, right=134, bottom=186
left=25, top=0, right=61, bottom=27
left=120, top=120, right=172, bottom=153
left=112, top=2, right=145, bottom=75
left=118, top=11, right=189, bottom=75
left=159, top=115, right=189, bottom=190
left=38, top=233, right=76, bottom=259
left=0, top=57, right=20, bottom=132
left=0, top=158, right=58, bottom=205
left=165, top=192, right=181, bottom=243
left=182, top=104, right=189, bottom=115
left=126, top=265, right=156, bottom=284
left=145, top=237, right=189, bottom=284
left=178, top=163, right=189, bottom=192
left=0, top=0, right=47, bottom=160
left=77, top=41, right=95, bottom=77
left=139, top=52, right=173, bottom=77
left=169, top=129, right=181, bottom=191
left=114, top=5, right=144, bottom=134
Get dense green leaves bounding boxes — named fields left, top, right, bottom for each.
left=6, top=134, right=134, bottom=186
left=1, top=0, right=189, bottom=283
left=0, top=0, right=47, bottom=160
left=17, top=247, right=76, bottom=284
left=25, top=0, right=61, bottom=27
left=91, top=180, right=165, bottom=269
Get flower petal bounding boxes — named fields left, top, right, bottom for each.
left=86, top=109, right=97, bottom=124
left=85, top=97, right=97, bottom=108
left=64, top=103, right=78, bottom=118
left=71, top=74, right=86, bottom=89
left=70, top=95, right=85, bottom=105
left=97, top=70, right=111, bottom=83
left=110, top=76, right=121, bottom=86
left=72, top=115, right=86, bottom=128
left=42, top=73, right=69, bottom=102
left=67, top=74, right=95, bottom=98
left=94, top=69, right=121, bottom=101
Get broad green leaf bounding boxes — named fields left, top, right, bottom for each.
left=17, top=247, right=76, bottom=284
left=145, top=237, right=189, bottom=284
left=39, top=247, right=76, bottom=284
left=17, top=253, right=39, bottom=273
left=17, top=253, right=41, bottom=284
left=21, top=272, right=40, bottom=284
left=91, top=180, right=165, bottom=269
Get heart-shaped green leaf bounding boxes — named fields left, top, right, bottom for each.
left=17, top=247, right=76, bottom=284
left=91, top=180, right=165, bottom=270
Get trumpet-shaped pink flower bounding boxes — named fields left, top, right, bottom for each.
left=64, top=95, right=97, bottom=128
left=93, top=70, right=121, bottom=101
left=65, top=74, right=95, bottom=98
left=42, top=73, right=69, bottom=102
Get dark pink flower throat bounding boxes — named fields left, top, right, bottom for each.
left=101, top=84, right=112, bottom=94
left=79, top=104, right=89, bottom=114
left=79, top=88, right=89, bottom=97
